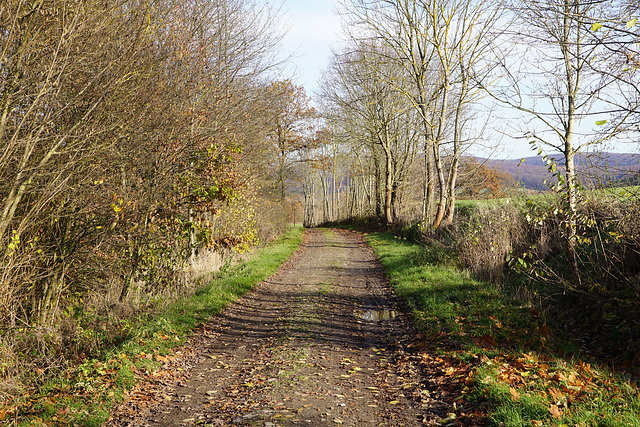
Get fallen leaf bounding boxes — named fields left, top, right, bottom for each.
left=510, top=387, right=520, bottom=401
left=549, top=404, right=562, bottom=419
left=548, top=387, right=564, bottom=402
left=489, top=315, right=503, bottom=328
left=476, top=335, right=498, bottom=348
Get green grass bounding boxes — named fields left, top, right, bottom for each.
left=366, top=231, right=640, bottom=426
left=5, top=226, right=305, bottom=426
left=456, top=185, right=640, bottom=211
left=590, top=185, right=640, bottom=201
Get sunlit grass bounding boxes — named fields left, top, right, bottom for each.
left=366, top=231, right=640, bottom=426
left=7, top=226, right=305, bottom=426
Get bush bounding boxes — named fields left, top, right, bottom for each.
left=454, top=201, right=526, bottom=281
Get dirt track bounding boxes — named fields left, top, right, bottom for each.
left=108, top=228, right=450, bottom=426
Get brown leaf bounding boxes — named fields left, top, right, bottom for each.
left=539, top=323, right=551, bottom=336
left=154, top=355, right=169, bottom=363
left=549, top=404, right=562, bottom=419
left=489, top=315, right=503, bottom=328
left=480, top=335, right=498, bottom=348
left=444, top=366, right=456, bottom=377
left=509, top=387, right=520, bottom=401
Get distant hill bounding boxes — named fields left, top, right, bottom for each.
left=475, top=152, right=640, bottom=190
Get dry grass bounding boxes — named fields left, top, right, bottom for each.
left=455, top=201, right=525, bottom=281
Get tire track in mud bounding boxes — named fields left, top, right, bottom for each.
left=108, top=228, right=450, bottom=426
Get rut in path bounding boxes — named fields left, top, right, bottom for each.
left=108, top=228, right=450, bottom=426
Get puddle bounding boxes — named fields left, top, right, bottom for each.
left=354, top=309, right=398, bottom=322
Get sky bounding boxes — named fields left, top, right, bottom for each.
left=278, top=0, right=342, bottom=98
left=275, top=0, right=544, bottom=160
left=275, top=0, right=637, bottom=160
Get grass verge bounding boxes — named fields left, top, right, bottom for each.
left=366, top=231, right=640, bottom=427
left=1, top=226, right=305, bottom=426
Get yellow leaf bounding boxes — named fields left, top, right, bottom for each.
left=591, top=22, right=603, bottom=31
left=389, top=400, right=401, bottom=405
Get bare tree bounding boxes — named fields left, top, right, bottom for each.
left=337, top=0, right=505, bottom=228
left=321, top=41, right=420, bottom=224
left=491, top=0, right=638, bottom=271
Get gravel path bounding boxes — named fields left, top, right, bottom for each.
left=107, top=228, right=450, bottom=426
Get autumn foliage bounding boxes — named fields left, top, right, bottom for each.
left=0, top=0, right=307, bottom=392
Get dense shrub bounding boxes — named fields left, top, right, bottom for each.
left=421, top=195, right=640, bottom=298
left=454, top=201, right=526, bottom=281
left=411, top=193, right=640, bottom=365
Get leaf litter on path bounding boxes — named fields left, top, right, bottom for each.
left=107, top=229, right=457, bottom=426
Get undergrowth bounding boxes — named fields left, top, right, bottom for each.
left=0, top=226, right=304, bottom=426
left=367, top=231, right=640, bottom=427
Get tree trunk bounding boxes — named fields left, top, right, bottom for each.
left=432, top=79, right=450, bottom=230
left=373, top=152, right=382, bottom=218
left=561, top=0, right=580, bottom=280
left=418, top=103, right=435, bottom=225
left=381, top=127, right=394, bottom=224
left=445, top=73, right=466, bottom=223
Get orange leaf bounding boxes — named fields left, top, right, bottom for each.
left=539, top=324, right=551, bottom=336
left=548, top=387, right=564, bottom=401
